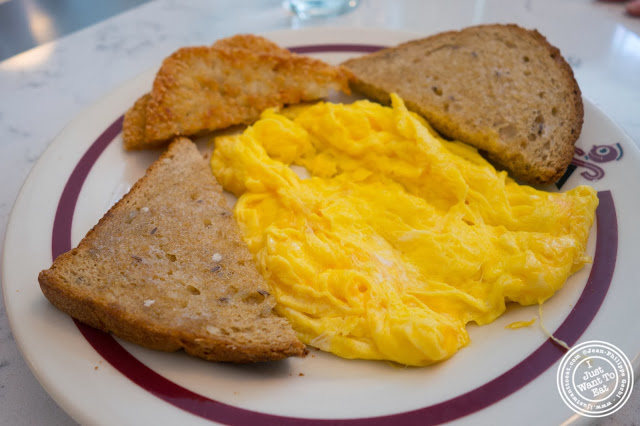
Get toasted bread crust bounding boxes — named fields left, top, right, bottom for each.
left=39, top=138, right=305, bottom=362
left=123, top=34, right=352, bottom=150
left=343, top=24, right=583, bottom=185
left=122, top=94, right=149, bottom=150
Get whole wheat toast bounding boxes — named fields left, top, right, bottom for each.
left=123, top=34, right=352, bottom=150
left=342, top=24, right=583, bottom=185
left=39, top=138, right=306, bottom=363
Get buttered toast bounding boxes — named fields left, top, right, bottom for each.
left=39, top=138, right=305, bottom=363
left=123, top=34, right=352, bottom=150
left=342, top=24, right=583, bottom=185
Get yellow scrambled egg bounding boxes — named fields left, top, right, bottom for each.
left=211, top=94, right=599, bottom=366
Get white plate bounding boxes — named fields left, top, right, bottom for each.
left=3, top=28, right=640, bottom=426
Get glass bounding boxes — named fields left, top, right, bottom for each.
left=285, top=0, right=359, bottom=19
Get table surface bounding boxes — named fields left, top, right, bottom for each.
left=1, top=1, right=639, bottom=424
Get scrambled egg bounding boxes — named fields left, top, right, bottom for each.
left=211, top=94, right=598, bottom=366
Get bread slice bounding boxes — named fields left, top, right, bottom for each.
left=123, top=34, right=352, bottom=150
left=39, top=138, right=305, bottom=363
left=342, top=24, right=583, bottom=185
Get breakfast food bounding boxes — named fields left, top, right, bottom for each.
left=211, top=95, right=598, bottom=366
left=123, top=34, right=353, bottom=150
left=341, top=24, right=583, bottom=185
left=39, top=138, right=306, bottom=363
left=43, top=27, right=599, bottom=368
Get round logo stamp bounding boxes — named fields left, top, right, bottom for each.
left=557, top=340, right=634, bottom=417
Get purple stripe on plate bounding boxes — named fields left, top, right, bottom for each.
left=289, top=44, right=384, bottom=54
left=552, top=191, right=617, bottom=347
left=50, top=43, right=617, bottom=425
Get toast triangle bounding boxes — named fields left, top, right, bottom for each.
left=39, top=138, right=305, bottom=362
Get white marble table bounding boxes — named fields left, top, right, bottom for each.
left=1, top=0, right=639, bottom=424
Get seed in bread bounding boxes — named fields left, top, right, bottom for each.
left=341, top=24, right=583, bottom=185
left=123, top=34, right=353, bottom=150
left=38, top=137, right=306, bottom=363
